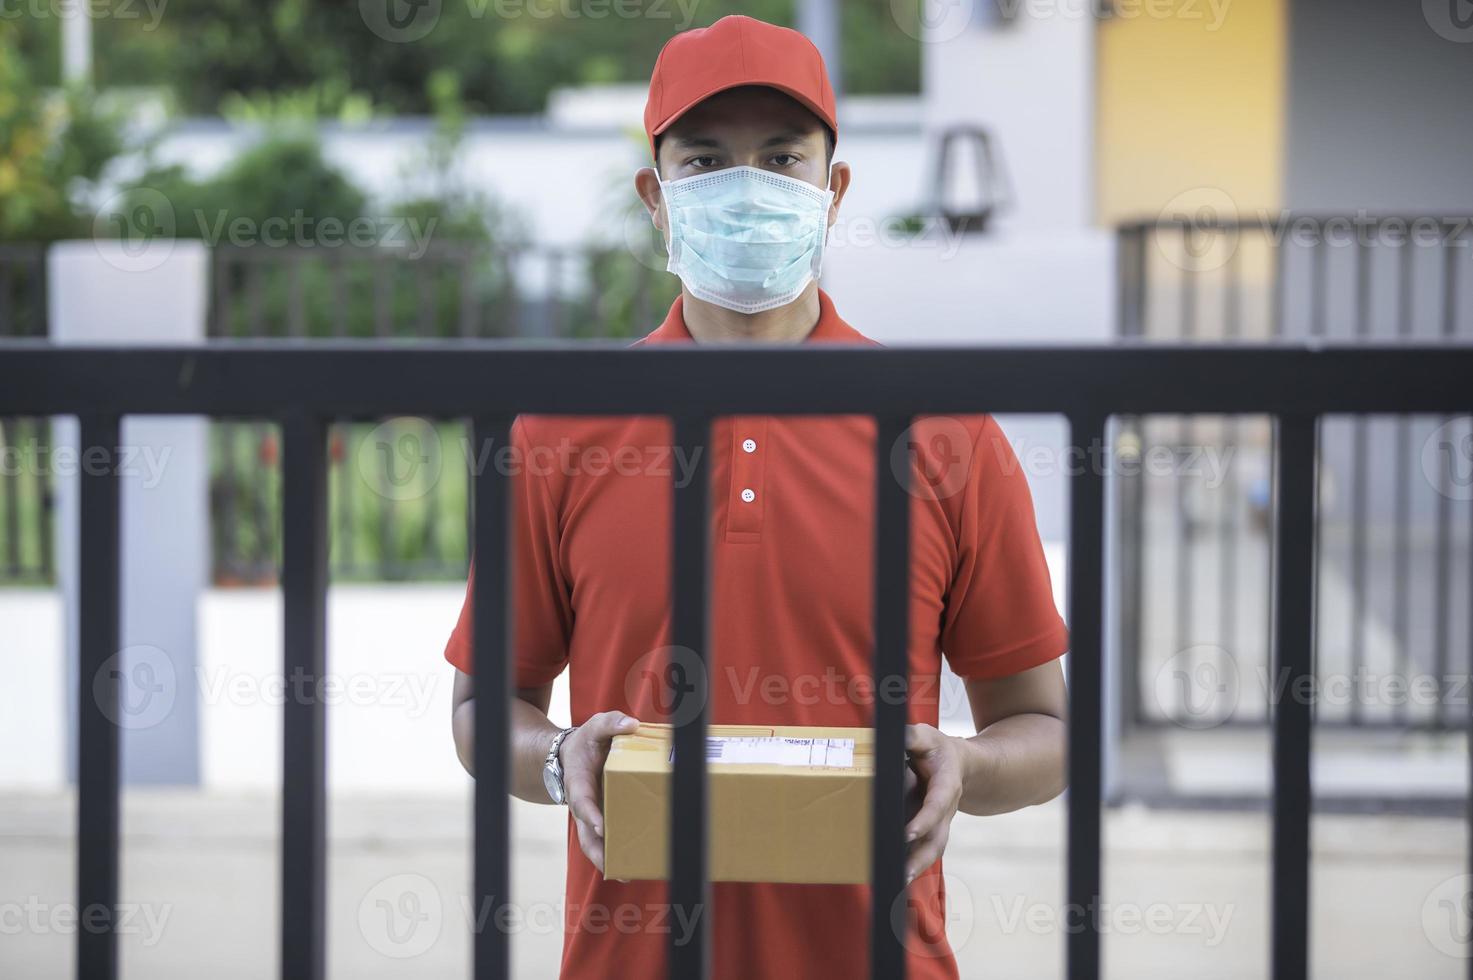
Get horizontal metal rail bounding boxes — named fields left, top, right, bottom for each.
left=7, top=343, right=1468, bottom=980
left=1, top=343, right=1471, bottom=417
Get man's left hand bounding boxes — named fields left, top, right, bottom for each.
left=902, top=723, right=966, bottom=884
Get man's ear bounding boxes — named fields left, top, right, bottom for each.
left=634, top=167, right=665, bottom=231
left=826, top=161, right=852, bottom=230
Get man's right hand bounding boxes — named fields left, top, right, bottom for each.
left=558, top=710, right=640, bottom=873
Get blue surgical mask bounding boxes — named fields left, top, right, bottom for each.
left=659, top=165, right=835, bottom=314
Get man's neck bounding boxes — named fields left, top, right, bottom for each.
left=680, top=284, right=821, bottom=344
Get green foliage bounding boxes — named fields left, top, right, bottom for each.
left=0, top=22, right=126, bottom=241
left=72, top=0, right=916, bottom=116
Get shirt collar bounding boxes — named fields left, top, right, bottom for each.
left=636, top=289, right=876, bottom=346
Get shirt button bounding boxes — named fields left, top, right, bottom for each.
left=741, top=438, right=757, bottom=453
left=740, top=488, right=756, bottom=503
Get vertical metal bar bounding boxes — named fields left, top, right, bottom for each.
left=0, top=251, right=14, bottom=335
left=337, top=426, right=355, bottom=573
left=280, top=414, right=328, bottom=980
left=332, top=253, right=350, bottom=339
left=1137, top=226, right=1151, bottom=337
left=1115, top=226, right=1145, bottom=339
left=375, top=253, right=393, bottom=339
left=416, top=253, right=436, bottom=339
left=1066, top=414, right=1107, bottom=980
left=546, top=250, right=565, bottom=339
left=76, top=413, right=121, bottom=980
left=669, top=413, right=712, bottom=980
left=288, top=258, right=307, bottom=338
left=459, top=247, right=479, bottom=339
left=1270, top=222, right=1287, bottom=340
left=1310, top=239, right=1328, bottom=340
left=1, top=418, right=18, bottom=576
left=424, top=423, right=443, bottom=570
left=1392, top=240, right=1414, bottom=724
left=1348, top=242, right=1370, bottom=725
left=34, top=245, right=49, bottom=338
left=380, top=420, right=397, bottom=579
left=1176, top=241, right=1196, bottom=670
left=1270, top=415, right=1317, bottom=980
left=255, top=422, right=276, bottom=575
left=1118, top=426, right=1146, bottom=726
left=471, top=415, right=513, bottom=980
left=871, top=415, right=912, bottom=980
left=1433, top=231, right=1460, bottom=729
left=248, top=255, right=267, bottom=338
left=211, top=248, right=230, bottom=337
left=1222, top=245, right=1243, bottom=685
left=218, top=423, right=239, bottom=581
left=499, top=250, right=518, bottom=338
left=35, top=418, right=54, bottom=580
left=633, top=259, right=650, bottom=337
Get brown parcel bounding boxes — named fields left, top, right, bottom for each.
left=602, top=724, right=873, bottom=885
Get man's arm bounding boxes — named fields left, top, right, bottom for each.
left=451, top=668, right=638, bottom=872
left=450, top=669, right=561, bottom=799
left=902, top=658, right=1068, bottom=882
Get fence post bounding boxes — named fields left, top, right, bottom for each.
left=51, top=239, right=209, bottom=789
left=1270, top=415, right=1318, bottom=980
left=1067, top=413, right=1107, bottom=980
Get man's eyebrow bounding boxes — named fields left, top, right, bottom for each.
left=668, top=134, right=722, bottom=149
left=760, top=130, right=813, bottom=147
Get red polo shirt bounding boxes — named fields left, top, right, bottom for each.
left=445, top=290, right=1068, bottom=979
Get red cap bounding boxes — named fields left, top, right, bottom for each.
left=643, top=15, right=837, bottom=159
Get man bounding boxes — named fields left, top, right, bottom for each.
left=445, top=15, right=1069, bottom=978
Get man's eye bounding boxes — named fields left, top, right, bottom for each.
left=770, top=153, right=800, bottom=167
left=689, top=156, right=720, bottom=169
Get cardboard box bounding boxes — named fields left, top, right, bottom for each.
left=602, top=723, right=873, bottom=885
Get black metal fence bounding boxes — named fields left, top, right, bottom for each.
left=0, top=241, right=679, bottom=586
left=1116, top=215, right=1473, bottom=731
left=1, top=342, right=1469, bottom=980
left=204, top=242, right=675, bottom=583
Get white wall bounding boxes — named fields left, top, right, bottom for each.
left=143, top=104, right=930, bottom=253
left=2, top=563, right=1066, bottom=794
left=922, top=6, right=1096, bottom=231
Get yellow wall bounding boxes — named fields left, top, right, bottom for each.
left=1095, top=0, right=1286, bottom=225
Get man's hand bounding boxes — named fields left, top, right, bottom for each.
left=560, top=710, right=640, bottom=874
left=903, top=723, right=966, bottom=884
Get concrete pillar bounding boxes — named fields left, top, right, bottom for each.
left=51, top=238, right=210, bottom=785
left=797, top=0, right=842, bottom=95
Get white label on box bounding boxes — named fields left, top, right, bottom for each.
left=670, top=736, right=856, bottom=768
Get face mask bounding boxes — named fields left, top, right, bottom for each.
left=659, top=165, right=834, bottom=314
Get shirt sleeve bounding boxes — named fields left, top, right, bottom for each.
left=940, top=415, right=1070, bottom=679
left=443, top=417, right=573, bottom=688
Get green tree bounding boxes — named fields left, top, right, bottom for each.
left=79, top=0, right=916, bottom=116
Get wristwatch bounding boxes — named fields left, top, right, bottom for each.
left=542, top=727, right=577, bottom=805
